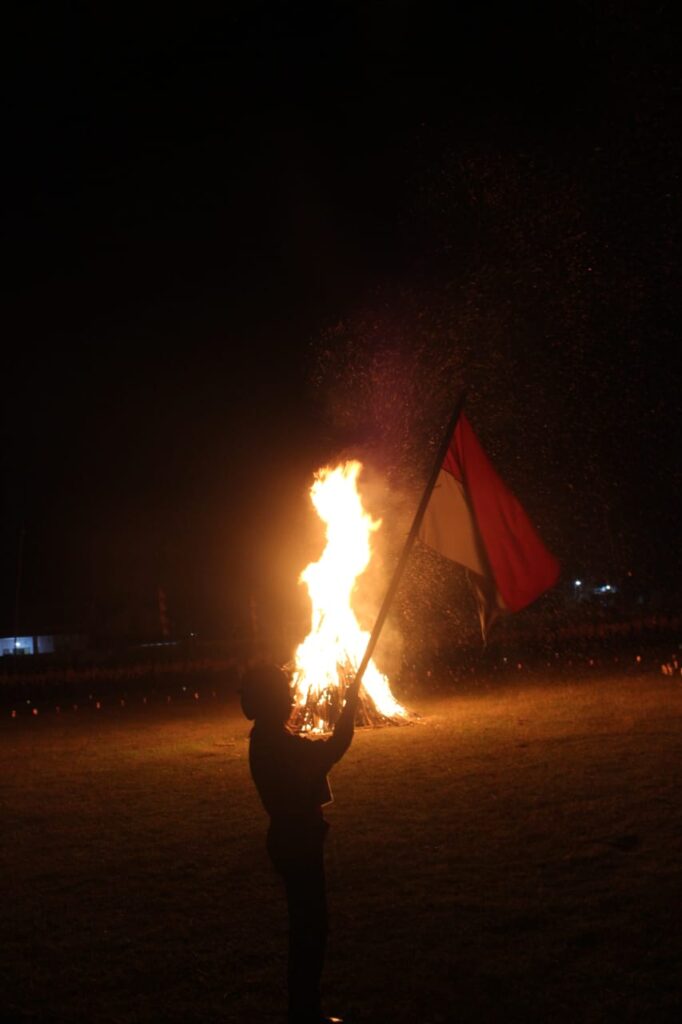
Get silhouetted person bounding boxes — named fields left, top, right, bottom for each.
left=240, top=664, right=360, bottom=1024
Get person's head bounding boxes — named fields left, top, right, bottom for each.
left=239, top=664, right=293, bottom=724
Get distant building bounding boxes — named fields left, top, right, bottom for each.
left=0, top=634, right=88, bottom=656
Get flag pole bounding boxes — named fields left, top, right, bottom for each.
left=352, top=388, right=468, bottom=691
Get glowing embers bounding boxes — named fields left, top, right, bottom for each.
left=291, top=461, right=407, bottom=733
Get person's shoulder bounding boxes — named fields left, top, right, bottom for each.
left=284, top=730, right=314, bottom=747
left=250, top=725, right=289, bottom=752
left=285, top=730, right=328, bottom=755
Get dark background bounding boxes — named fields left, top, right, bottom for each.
left=1, top=2, right=679, bottom=644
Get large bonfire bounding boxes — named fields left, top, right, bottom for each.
left=290, top=460, right=408, bottom=733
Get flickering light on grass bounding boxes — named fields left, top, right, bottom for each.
left=292, top=460, right=407, bottom=733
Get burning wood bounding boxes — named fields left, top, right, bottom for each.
left=289, top=461, right=408, bottom=734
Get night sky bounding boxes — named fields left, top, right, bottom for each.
left=2, top=3, right=679, bottom=642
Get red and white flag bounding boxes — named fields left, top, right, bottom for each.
left=418, top=413, right=560, bottom=640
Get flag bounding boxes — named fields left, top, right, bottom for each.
left=418, top=413, right=560, bottom=640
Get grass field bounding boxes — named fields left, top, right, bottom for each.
left=2, top=669, right=682, bottom=1023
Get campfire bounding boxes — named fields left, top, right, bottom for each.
left=289, top=460, right=408, bottom=734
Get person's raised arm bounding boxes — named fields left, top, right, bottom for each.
left=320, top=675, right=361, bottom=765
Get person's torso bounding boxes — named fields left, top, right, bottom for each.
left=249, top=728, right=332, bottom=822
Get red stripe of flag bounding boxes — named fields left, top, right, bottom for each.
left=419, top=413, right=560, bottom=636
left=451, top=414, right=560, bottom=611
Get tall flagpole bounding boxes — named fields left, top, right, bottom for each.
left=352, top=388, right=468, bottom=690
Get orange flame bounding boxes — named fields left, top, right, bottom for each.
left=292, top=461, right=407, bottom=732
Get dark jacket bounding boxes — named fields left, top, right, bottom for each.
left=249, top=698, right=356, bottom=870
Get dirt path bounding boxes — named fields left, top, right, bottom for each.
left=2, top=672, right=681, bottom=1023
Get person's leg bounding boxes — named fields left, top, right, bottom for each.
left=283, top=857, right=327, bottom=1022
